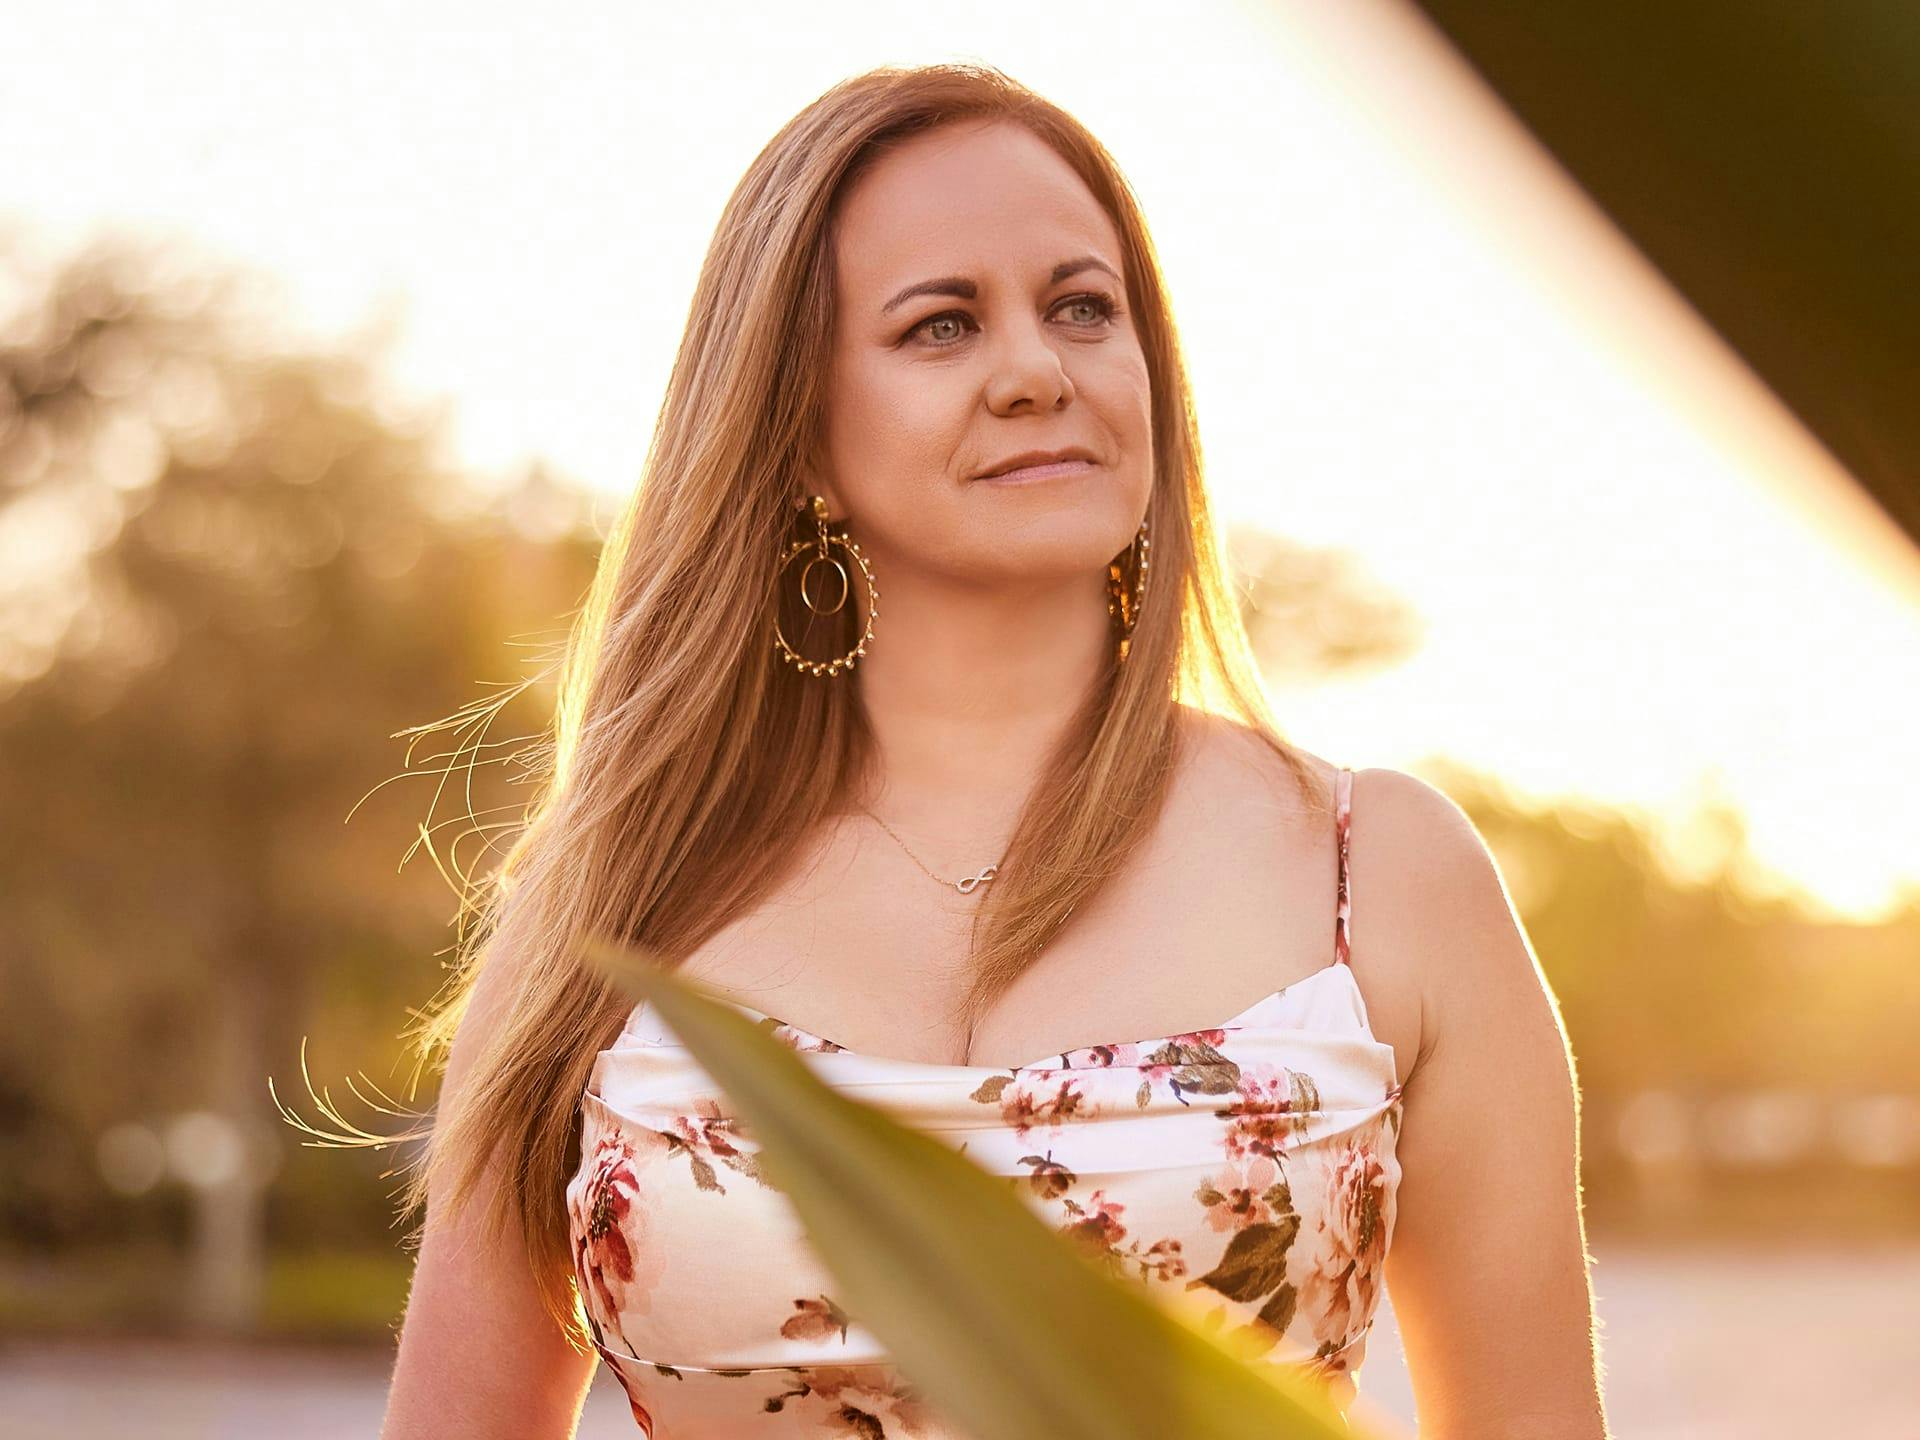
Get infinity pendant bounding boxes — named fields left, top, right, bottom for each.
left=955, top=865, right=998, bottom=895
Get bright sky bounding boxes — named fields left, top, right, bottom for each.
left=9, top=2, right=1918, bottom=918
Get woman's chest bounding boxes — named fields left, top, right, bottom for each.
left=665, top=780, right=1415, bottom=1083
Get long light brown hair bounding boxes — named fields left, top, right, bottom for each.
left=394, top=61, right=1326, bottom=1338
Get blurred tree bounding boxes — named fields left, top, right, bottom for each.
left=0, top=230, right=599, bottom=1330
left=1415, top=756, right=1920, bottom=1226
left=1225, top=522, right=1424, bottom=682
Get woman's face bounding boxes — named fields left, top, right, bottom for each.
left=812, top=117, right=1154, bottom=590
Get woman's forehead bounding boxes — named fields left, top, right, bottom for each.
left=833, top=123, right=1121, bottom=306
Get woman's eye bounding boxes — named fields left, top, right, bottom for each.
left=1057, top=294, right=1116, bottom=325
left=920, top=313, right=970, bottom=344
left=909, top=293, right=1118, bottom=346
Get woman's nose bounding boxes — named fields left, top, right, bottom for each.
left=983, top=317, right=1076, bottom=414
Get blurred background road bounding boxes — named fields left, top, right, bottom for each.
left=7, top=1245, right=1920, bottom=1437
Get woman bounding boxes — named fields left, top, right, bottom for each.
left=379, top=63, right=1607, bottom=1439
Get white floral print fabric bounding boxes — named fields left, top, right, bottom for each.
left=565, top=767, right=1403, bottom=1437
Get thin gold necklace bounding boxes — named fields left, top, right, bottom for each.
left=857, top=806, right=1003, bottom=895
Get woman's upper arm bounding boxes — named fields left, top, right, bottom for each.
left=1364, top=769, right=1610, bottom=1440
left=380, top=954, right=599, bottom=1440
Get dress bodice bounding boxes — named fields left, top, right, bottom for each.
left=566, top=766, right=1403, bottom=1438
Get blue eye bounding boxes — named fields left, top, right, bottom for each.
left=1055, top=293, right=1117, bottom=326
left=917, top=312, right=971, bottom=345
left=908, top=292, right=1119, bottom=346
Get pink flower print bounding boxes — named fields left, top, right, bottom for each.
left=1176, top=1027, right=1230, bottom=1050
left=1016, top=1151, right=1077, bottom=1200
left=1060, top=1187, right=1129, bottom=1257
left=1150, top=1028, right=1230, bottom=1084
left=1384, top=1079, right=1407, bottom=1138
left=997, top=1072, right=1089, bottom=1139
left=1297, top=1127, right=1394, bottom=1346
left=658, top=1096, right=771, bottom=1192
left=567, top=1130, right=668, bottom=1354
left=1067, top=1025, right=1224, bottom=1071
left=593, top=1346, right=657, bottom=1432
left=1057, top=1037, right=1175, bottom=1108
left=666, top=1097, right=739, bottom=1157
left=1216, top=1067, right=1321, bottom=1161
left=781, top=1294, right=854, bottom=1344
left=1137, top=1029, right=1242, bottom=1107
left=1198, top=1153, right=1282, bottom=1233
left=767, top=1365, right=936, bottom=1436
left=1068, top=1038, right=1143, bottom=1068
left=1132, top=1235, right=1188, bottom=1284
left=1057, top=1189, right=1188, bottom=1284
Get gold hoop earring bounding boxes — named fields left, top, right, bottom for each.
left=1106, top=513, right=1151, bottom=663
left=773, top=495, right=879, bottom=678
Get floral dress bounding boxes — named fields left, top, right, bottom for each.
left=566, top=766, right=1403, bottom=1438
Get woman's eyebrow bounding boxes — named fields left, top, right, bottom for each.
left=878, top=254, right=1121, bottom=315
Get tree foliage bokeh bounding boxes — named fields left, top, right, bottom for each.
left=0, top=231, right=598, bottom=1329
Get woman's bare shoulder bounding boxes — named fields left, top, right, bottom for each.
left=1344, top=765, right=1537, bottom=1085
left=1173, top=707, right=1339, bottom=819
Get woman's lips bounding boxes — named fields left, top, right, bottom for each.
left=975, top=458, right=1097, bottom=484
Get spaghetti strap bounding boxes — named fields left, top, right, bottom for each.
left=1334, top=766, right=1354, bottom=967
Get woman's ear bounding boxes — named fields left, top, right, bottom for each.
left=791, top=430, right=849, bottom=515
left=790, top=464, right=844, bottom=521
